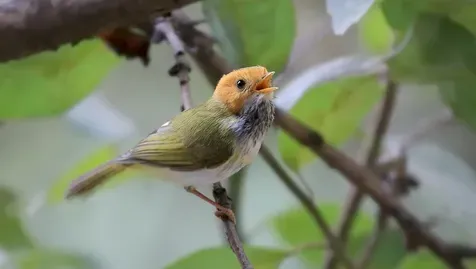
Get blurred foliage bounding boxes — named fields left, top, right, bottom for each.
left=47, top=144, right=137, bottom=204
left=5, top=249, right=97, bottom=269
left=0, top=39, right=120, bottom=119
left=278, top=76, right=383, bottom=171
left=164, top=246, right=288, bottom=269
left=202, top=0, right=295, bottom=74
left=0, top=188, right=95, bottom=269
left=270, top=203, right=406, bottom=268
left=398, top=250, right=476, bottom=268
left=0, top=188, right=33, bottom=250
left=359, top=0, right=476, bottom=131
left=2, top=0, right=476, bottom=267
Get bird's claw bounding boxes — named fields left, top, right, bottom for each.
left=214, top=207, right=236, bottom=224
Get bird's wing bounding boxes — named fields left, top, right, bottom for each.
left=119, top=108, right=236, bottom=172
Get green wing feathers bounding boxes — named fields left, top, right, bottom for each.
left=124, top=101, right=236, bottom=171
left=65, top=161, right=127, bottom=199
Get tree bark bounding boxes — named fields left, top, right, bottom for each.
left=0, top=0, right=197, bottom=63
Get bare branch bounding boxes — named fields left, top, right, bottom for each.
left=154, top=16, right=193, bottom=110
left=155, top=16, right=251, bottom=269
left=0, top=0, right=197, bottom=63
left=324, top=80, right=398, bottom=269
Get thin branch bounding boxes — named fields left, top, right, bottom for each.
left=170, top=12, right=476, bottom=269
left=260, top=147, right=356, bottom=269
left=213, top=184, right=253, bottom=269
left=228, top=168, right=248, bottom=241
left=154, top=17, right=193, bottom=110
left=154, top=16, right=252, bottom=269
left=0, top=0, right=197, bottom=63
left=323, top=80, right=398, bottom=269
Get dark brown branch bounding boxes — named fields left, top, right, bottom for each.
left=170, top=11, right=476, bottom=269
left=155, top=16, right=252, bottom=269
left=0, top=0, right=197, bottom=63
left=324, top=80, right=398, bottom=269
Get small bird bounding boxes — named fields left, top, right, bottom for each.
left=65, top=66, right=277, bottom=223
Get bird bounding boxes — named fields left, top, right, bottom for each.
left=65, top=65, right=277, bottom=223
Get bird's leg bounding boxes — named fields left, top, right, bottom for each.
left=184, top=185, right=236, bottom=224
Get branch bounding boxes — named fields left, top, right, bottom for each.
left=228, top=168, right=248, bottom=241
left=323, top=80, right=398, bottom=269
left=169, top=11, right=476, bottom=269
left=154, top=16, right=252, bottom=269
left=260, top=147, right=356, bottom=269
left=0, top=0, right=197, bottom=63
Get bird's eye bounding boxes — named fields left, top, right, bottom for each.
left=236, top=79, right=246, bottom=90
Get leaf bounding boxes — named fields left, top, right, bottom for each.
left=277, top=72, right=383, bottom=171
left=383, top=13, right=476, bottom=131
left=449, top=4, right=476, bottom=36
left=350, top=229, right=407, bottom=269
left=0, top=39, right=120, bottom=119
left=0, top=188, right=33, bottom=250
left=358, top=4, right=395, bottom=54
left=47, top=144, right=135, bottom=204
left=5, top=248, right=96, bottom=269
left=326, top=0, right=376, bottom=35
left=270, top=203, right=374, bottom=266
left=164, top=246, right=288, bottom=269
left=398, top=251, right=446, bottom=269
left=202, top=0, right=296, bottom=74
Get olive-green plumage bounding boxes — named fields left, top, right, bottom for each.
left=65, top=65, right=277, bottom=201
left=123, top=99, right=236, bottom=170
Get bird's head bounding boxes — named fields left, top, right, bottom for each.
left=212, top=66, right=278, bottom=114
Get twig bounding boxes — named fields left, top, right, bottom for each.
left=323, top=80, right=398, bottom=269
left=170, top=12, right=476, bottom=269
left=260, top=147, right=356, bottom=269
left=228, top=168, right=248, bottom=241
left=0, top=0, right=198, bottom=63
left=213, top=184, right=253, bottom=269
left=154, top=16, right=252, bottom=269
left=154, top=17, right=193, bottom=109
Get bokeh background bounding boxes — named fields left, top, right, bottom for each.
left=2, top=0, right=476, bottom=268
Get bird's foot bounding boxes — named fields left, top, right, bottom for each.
left=184, top=185, right=236, bottom=224
left=214, top=207, right=236, bottom=224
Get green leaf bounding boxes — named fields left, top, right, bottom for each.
left=350, top=229, right=407, bottom=269
left=384, top=13, right=476, bottom=131
left=380, top=0, right=419, bottom=31
left=358, top=4, right=395, bottom=54
left=202, top=0, right=296, bottom=74
left=164, top=246, right=288, bottom=269
left=0, top=39, right=120, bottom=119
left=270, top=203, right=373, bottom=266
left=277, top=75, right=383, bottom=171
left=449, top=4, right=476, bottom=36
left=0, top=188, right=33, bottom=250
left=5, top=248, right=96, bottom=269
left=398, top=251, right=446, bottom=269
left=47, top=144, right=135, bottom=204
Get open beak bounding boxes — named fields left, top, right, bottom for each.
left=256, top=71, right=278, bottom=94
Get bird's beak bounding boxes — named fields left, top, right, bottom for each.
left=256, top=71, right=278, bottom=94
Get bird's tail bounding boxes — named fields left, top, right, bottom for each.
left=65, top=161, right=127, bottom=199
